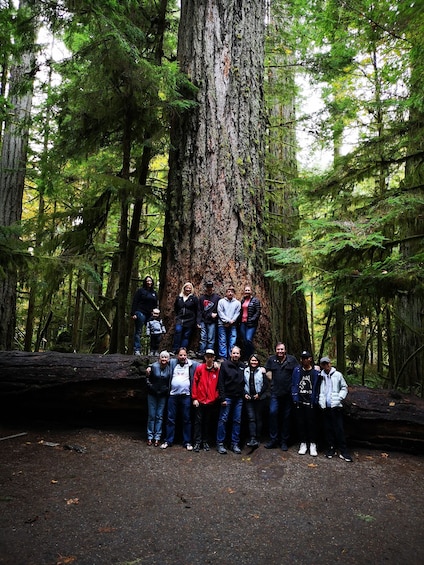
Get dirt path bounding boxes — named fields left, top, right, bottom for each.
left=0, top=425, right=423, bottom=565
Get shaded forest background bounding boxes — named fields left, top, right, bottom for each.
left=0, top=0, right=423, bottom=396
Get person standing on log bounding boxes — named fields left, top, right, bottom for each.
left=217, top=285, right=241, bottom=361
left=130, top=276, right=158, bottom=356
left=264, top=342, right=298, bottom=451
left=239, top=285, right=261, bottom=360
left=291, top=351, right=320, bottom=457
left=172, top=282, right=198, bottom=354
left=145, top=351, right=172, bottom=446
left=196, top=281, right=221, bottom=357
left=319, top=356, right=353, bottom=462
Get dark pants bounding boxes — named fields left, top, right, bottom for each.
left=149, top=334, right=162, bottom=352
left=295, top=403, right=317, bottom=443
left=323, top=407, right=347, bottom=452
left=245, top=399, right=266, bottom=440
left=269, top=393, right=292, bottom=444
left=193, top=402, right=216, bottom=445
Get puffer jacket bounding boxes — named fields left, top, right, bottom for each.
left=318, top=367, right=348, bottom=409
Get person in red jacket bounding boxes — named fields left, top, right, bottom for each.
left=192, top=349, right=220, bottom=452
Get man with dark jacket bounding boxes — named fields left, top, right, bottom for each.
left=216, top=346, right=246, bottom=454
left=196, top=281, right=221, bottom=356
left=265, top=342, right=298, bottom=451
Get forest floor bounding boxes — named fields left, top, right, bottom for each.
left=0, top=423, right=423, bottom=565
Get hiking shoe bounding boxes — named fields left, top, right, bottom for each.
left=298, top=442, right=308, bottom=455
left=264, top=440, right=279, bottom=449
left=185, top=443, right=193, bottom=451
left=203, top=442, right=210, bottom=451
left=339, top=452, right=353, bottom=462
left=325, top=447, right=336, bottom=458
left=246, top=438, right=259, bottom=448
left=193, top=443, right=201, bottom=452
left=309, top=443, right=318, bottom=457
left=217, top=443, right=227, bottom=454
left=231, top=444, right=241, bottom=454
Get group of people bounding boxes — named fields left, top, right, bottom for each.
left=130, top=277, right=261, bottom=359
left=144, top=343, right=353, bottom=462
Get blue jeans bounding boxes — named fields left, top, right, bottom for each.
left=218, top=325, right=237, bottom=359
left=239, top=323, right=257, bottom=359
left=198, top=322, right=217, bottom=354
left=147, top=394, right=167, bottom=441
left=133, top=311, right=147, bottom=352
left=165, top=394, right=192, bottom=446
left=173, top=324, right=193, bottom=352
left=269, top=393, right=292, bottom=444
left=216, top=397, right=243, bottom=445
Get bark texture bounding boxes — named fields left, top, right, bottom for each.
left=160, top=0, right=270, bottom=351
left=0, top=48, right=35, bottom=350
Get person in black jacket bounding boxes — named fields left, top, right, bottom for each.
left=130, top=276, right=158, bottom=355
left=172, top=282, right=199, bottom=354
left=216, top=346, right=246, bottom=454
left=196, top=281, right=221, bottom=356
left=239, top=285, right=261, bottom=360
left=264, top=342, right=298, bottom=451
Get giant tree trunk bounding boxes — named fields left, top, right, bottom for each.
left=265, top=7, right=310, bottom=355
left=160, top=0, right=270, bottom=352
left=394, top=52, right=424, bottom=391
left=0, top=40, right=36, bottom=350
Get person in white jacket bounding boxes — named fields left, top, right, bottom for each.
left=319, top=357, right=353, bottom=462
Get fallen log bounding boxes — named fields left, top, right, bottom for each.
left=0, top=351, right=423, bottom=453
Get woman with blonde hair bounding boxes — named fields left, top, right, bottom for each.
left=172, top=282, right=198, bottom=353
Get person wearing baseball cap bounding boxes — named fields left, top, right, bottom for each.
left=318, top=356, right=353, bottom=462
left=291, top=351, right=320, bottom=456
left=196, top=281, right=221, bottom=357
left=192, top=349, right=219, bottom=452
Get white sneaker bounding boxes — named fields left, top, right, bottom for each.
left=134, top=350, right=141, bottom=356
left=298, top=442, right=308, bottom=455
left=160, top=442, right=169, bottom=449
left=309, top=443, right=318, bottom=457
left=186, top=444, right=193, bottom=451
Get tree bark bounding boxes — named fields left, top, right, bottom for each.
left=393, top=53, right=424, bottom=391
left=160, top=0, right=270, bottom=353
left=0, top=39, right=36, bottom=349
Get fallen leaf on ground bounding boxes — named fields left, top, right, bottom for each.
left=56, top=555, right=76, bottom=564
left=65, top=498, right=79, bottom=505
left=307, top=463, right=318, bottom=468
left=381, top=452, right=389, bottom=458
